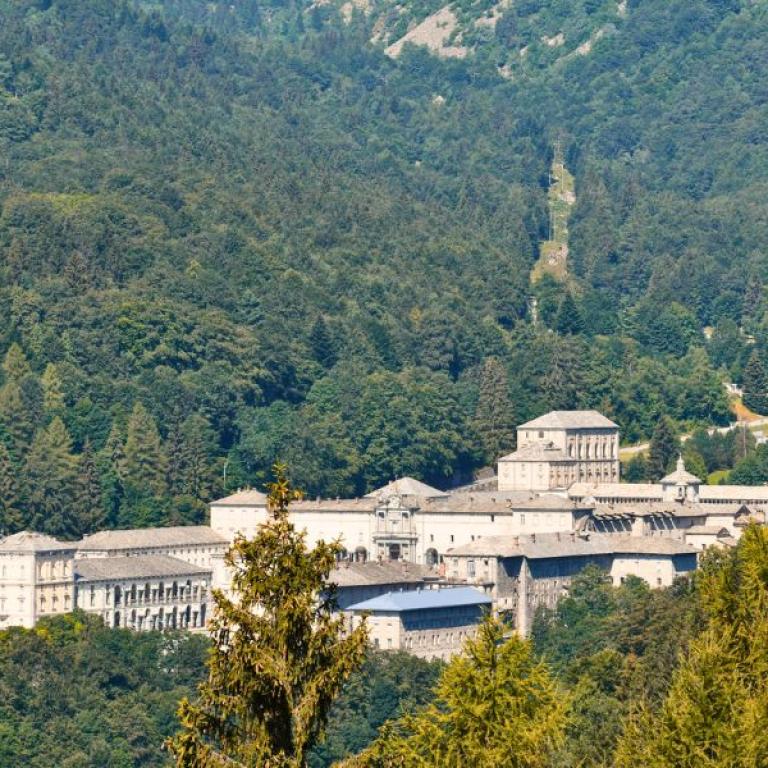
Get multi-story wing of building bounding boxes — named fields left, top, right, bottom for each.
left=2, top=409, right=767, bottom=646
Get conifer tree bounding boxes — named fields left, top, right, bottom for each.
left=615, top=524, right=768, bottom=767
left=309, top=316, right=337, bottom=369
left=2, top=342, right=30, bottom=382
left=75, top=439, right=104, bottom=535
left=168, top=464, right=368, bottom=768
left=0, top=380, right=34, bottom=459
left=554, top=292, right=583, bottom=336
left=24, top=417, right=77, bottom=537
left=41, top=362, right=65, bottom=414
left=473, top=356, right=517, bottom=462
left=100, top=422, right=125, bottom=527
left=647, top=416, right=678, bottom=481
left=0, top=441, right=23, bottom=533
left=345, top=617, right=568, bottom=768
left=742, top=349, right=768, bottom=415
left=122, top=402, right=167, bottom=496
left=166, top=418, right=186, bottom=497
left=181, top=413, right=213, bottom=500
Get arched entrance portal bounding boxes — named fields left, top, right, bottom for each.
left=354, top=546, right=368, bottom=563
left=388, top=543, right=401, bottom=561
left=425, top=548, right=439, bottom=567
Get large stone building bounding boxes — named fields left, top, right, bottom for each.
left=210, top=483, right=590, bottom=567
left=347, top=586, right=492, bottom=660
left=0, top=532, right=78, bottom=629
left=2, top=409, right=767, bottom=642
left=498, top=410, right=620, bottom=492
left=447, top=532, right=698, bottom=634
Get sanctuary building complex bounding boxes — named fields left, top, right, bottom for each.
left=1, top=409, right=766, bottom=655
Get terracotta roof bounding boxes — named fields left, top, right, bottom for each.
left=75, top=555, right=211, bottom=581
left=78, top=526, right=227, bottom=551
left=0, top=531, right=78, bottom=553
left=518, top=410, right=618, bottom=430
left=211, top=489, right=268, bottom=506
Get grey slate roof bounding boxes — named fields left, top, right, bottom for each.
left=365, top=477, right=448, bottom=499
left=329, top=561, right=433, bottom=588
left=498, top=442, right=570, bottom=462
left=211, top=488, right=268, bottom=506
left=78, top=526, right=227, bottom=551
left=518, top=410, right=618, bottom=430
left=0, top=531, right=78, bottom=553
left=347, top=586, right=491, bottom=613
left=75, top=555, right=211, bottom=582
left=447, top=532, right=696, bottom=559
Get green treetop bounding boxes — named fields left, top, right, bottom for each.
left=615, top=524, right=768, bottom=767
left=122, top=402, right=167, bottom=497
left=742, top=349, right=768, bottom=415
left=344, top=616, right=568, bottom=768
left=167, top=464, right=368, bottom=768
left=647, top=416, right=679, bottom=481
left=473, top=356, right=517, bottom=463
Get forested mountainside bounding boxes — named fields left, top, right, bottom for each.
left=1, top=0, right=767, bottom=535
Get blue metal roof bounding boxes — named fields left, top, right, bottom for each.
left=347, top=586, right=492, bottom=613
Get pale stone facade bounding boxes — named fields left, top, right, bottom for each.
left=347, top=586, right=492, bottom=660
left=74, top=556, right=210, bottom=631
left=447, top=532, right=697, bottom=635
left=210, top=486, right=589, bottom=567
left=0, top=532, right=78, bottom=629
left=498, top=410, right=620, bottom=491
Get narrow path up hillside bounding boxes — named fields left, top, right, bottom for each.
left=531, top=143, right=575, bottom=283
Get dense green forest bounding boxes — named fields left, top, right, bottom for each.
left=2, top=0, right=768, bottom=536
left=0, top=564, right=706, bottom=767
left=0, top=612, right=441, bottom=768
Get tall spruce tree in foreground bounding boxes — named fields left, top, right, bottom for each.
left=167, top=464, right=368, bottom=768
left=343, top=617, right=568, bottom=768
left=742, top=349, right=768, bottom=415
left=647, top=416, right=679, bottom=481
left=615, top=524, right=768, bottom=767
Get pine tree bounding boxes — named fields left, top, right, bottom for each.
left=166, top=418, right=186, bottom=497
left=345, top=617, right=568, bottom=768
left=100, top=422, right=125, bottom=526
left=309, top=316, right=337, bottom=369
left=0, top=381, right=34, bottom=459
left=41, top=362, right=65, bottom=414
left=181, top=413, right=213, bottom=500
left=742, top=349, right=768, bottom=415
left=473, top=356, right=517, bottom=462
left=615, top=524, right=768, bottom=767
left=554, top=292, right=583, bottom=336
left=74, top=439, right=104, bottom=535
left=24, top=417, right=77, bottom=537
left=647, top=416, right=679, bottom=481
left=2, top=342, right=30, bottom=382
left=167, top=464, right=368, bottom=768
left=0, top=441, right=23, bottom=533
left=122, top=402, right=167, bottom=496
